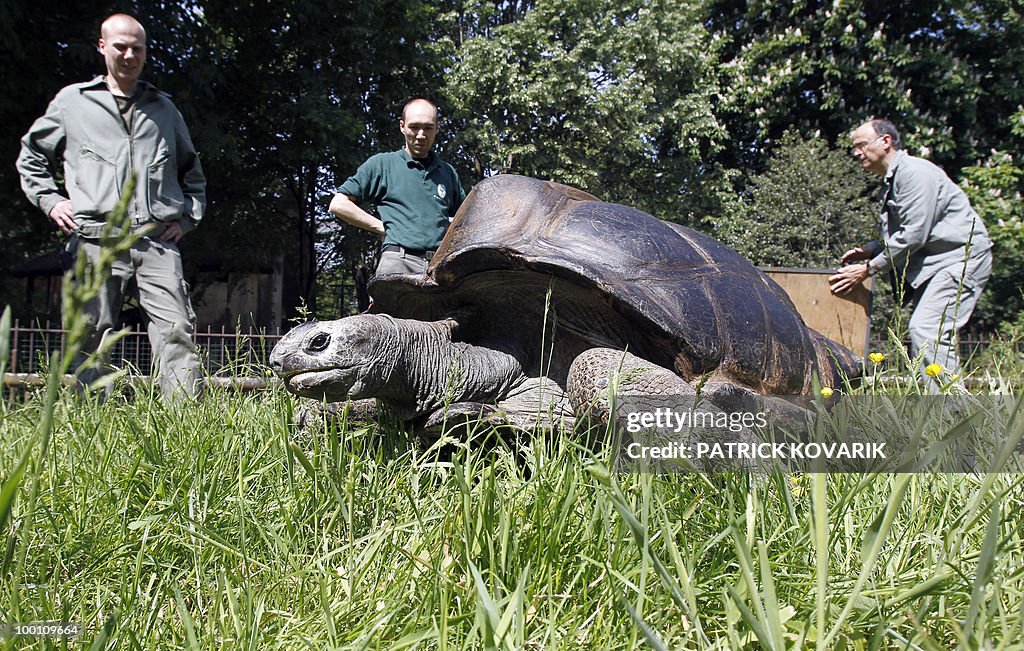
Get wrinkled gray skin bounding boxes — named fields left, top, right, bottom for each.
left=275, top=314, right=532, bottom=422
left=270, top=314, right=803, bottom=439
left=272, top=313, right=582, bottom=431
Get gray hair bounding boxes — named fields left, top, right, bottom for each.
left=868, top=118, right=901, bottom=150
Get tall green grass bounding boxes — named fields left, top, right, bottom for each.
left=2, top=377, right=1023, bottom=648
left=3, top=193, right=1024, bottom=648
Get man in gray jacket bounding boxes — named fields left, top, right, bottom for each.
left=830, top=118, right=992, bottom=392
left=17, top=13, right=206, bottom=399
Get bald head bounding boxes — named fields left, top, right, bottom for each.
left=99, top=13, right=147, bottom=94
left=402, top=98, right=438, bottom=122
left=101, top=14, right=145, bottom=41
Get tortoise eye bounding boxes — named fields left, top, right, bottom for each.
left=307, top=332, right=331, bottom=352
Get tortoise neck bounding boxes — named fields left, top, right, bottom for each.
left=381, top=316, right=524, bottom=419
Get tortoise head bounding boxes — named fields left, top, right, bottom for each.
left=269, top=315, right=400, bottom=401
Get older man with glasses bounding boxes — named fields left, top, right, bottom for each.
left=829, top=118, right=992, bottom=392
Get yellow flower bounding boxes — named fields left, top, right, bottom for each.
left=820, top=387, right=834, bottom=398
left=788, top=474, right=806, bottom=497
left=868, top=352, right=885, bottom=364
left=925, top=363, right=944, bottom=378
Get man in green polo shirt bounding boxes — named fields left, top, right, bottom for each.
left=329, top=98, right=466, bottom=276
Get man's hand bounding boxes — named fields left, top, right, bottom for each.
left=839, top=246, right=870, bottom=265
left=829, top=264, right=870, bottom=295
left=48, top=199, right=77, bottom=234
left=160, top=221, right=185, bottom=244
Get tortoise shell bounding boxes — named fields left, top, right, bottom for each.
left=369, top=174, right=860, bottom=395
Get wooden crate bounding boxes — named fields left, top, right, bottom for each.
left=762, top=267, right=873, bottom=358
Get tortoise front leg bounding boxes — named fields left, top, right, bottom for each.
left=566, top=348, right=728, bottom=436
left=568, top=348, right=777, bottom=470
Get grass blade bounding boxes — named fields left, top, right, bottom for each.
left=614, top=582, right=670, bottom=651
left=823, top=473, right=911, bottom=648
left=963, top=498, right=1002, bottom=646
left=812, top=472, right=829, bottom=650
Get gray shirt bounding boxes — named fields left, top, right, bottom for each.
left=17, top=77, right=206, bottom=237
left=866, top=150, right=991, bottom=289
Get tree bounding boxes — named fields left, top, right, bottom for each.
left=706, top=0, right=1024, bottom=176
left=713, top=129, right=877, bottom=268
left=442, top=0, right=730, bottom=225
left=960, top=151, right=1024, bottom=332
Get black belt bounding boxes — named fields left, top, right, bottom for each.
left=382, top=244, right=435, bottom=260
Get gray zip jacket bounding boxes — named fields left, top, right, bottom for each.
left=17, top=76, right=205, bottom=238
left=864, top=150, right=991, bottom=289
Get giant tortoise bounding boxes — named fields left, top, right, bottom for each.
left=270, top=175, right=861, bottom=432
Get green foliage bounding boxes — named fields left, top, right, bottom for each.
left=444, top=0, right=730, bottom=224
left=707, top=0, right=1024, bottom=173
left=960, top=151, right=1024, bottom=331
left=974, top=308, right=1024, bottom=385
left=713, top=129, right=877, bottom=268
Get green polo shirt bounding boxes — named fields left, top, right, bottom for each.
left=337, top=149, right=465, bottom=250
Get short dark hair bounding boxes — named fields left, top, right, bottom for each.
left=868, top=118, right=901, bottom=150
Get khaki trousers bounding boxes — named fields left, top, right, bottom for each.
left=69, top=235, right=203, bottom=400
left=374, top=247, right=430, bottom=276
left=907, top=248, right=992, bottom=393
left=374, top=249, right=430, bottom=276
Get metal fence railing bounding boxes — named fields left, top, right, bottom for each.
left=866, top=333, right=1021, bottom=373
left=5, top=321, right=1019, bottom=391
left=6, top=320, right=284, bottom=378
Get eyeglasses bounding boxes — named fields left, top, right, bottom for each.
left=851, top=134, right=887, bottom=153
